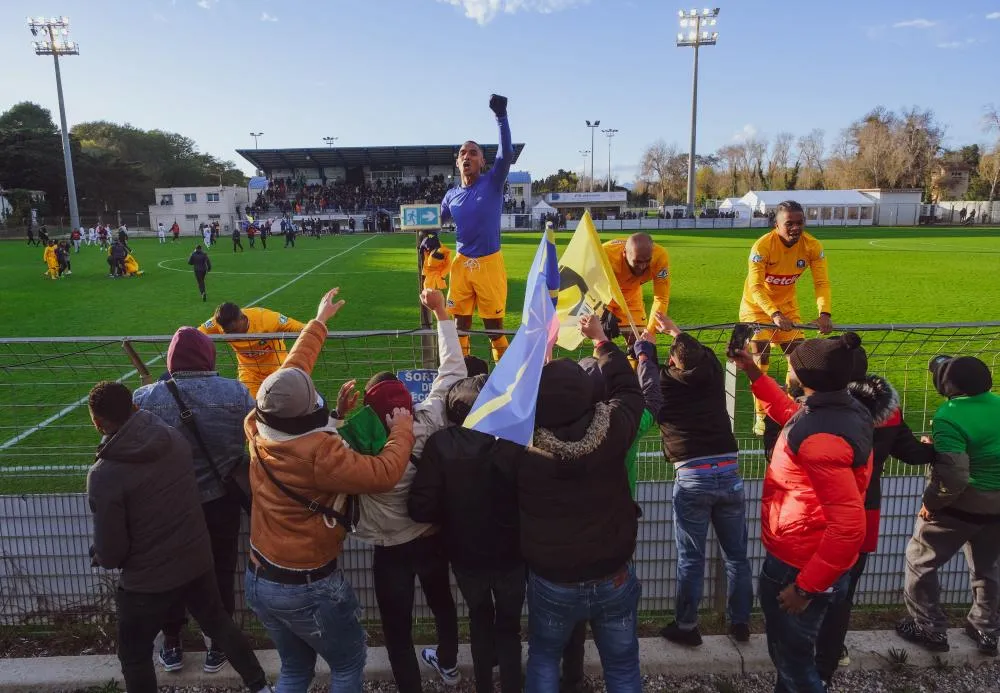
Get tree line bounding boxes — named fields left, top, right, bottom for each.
left=0, top=101, right=247, bottom=226
left=633, top=105, right=1000, bottom=206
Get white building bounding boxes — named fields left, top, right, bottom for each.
left=857, top=189, right=923, bottom=226
left=740, top=190, right=876, bottom=226
left=506, top=171, right=532, bottom=213
left=148, top=186, right=250, bottom=236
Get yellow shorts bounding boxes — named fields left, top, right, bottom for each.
left=447, top=251, right=507, bottom=318
left=608, top=295, right=645, bottom=330
left=750, top=324, right=805, bottom=347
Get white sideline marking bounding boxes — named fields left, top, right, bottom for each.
left=0, top=235, right=379, bottom=453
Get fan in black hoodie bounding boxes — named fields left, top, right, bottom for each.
left=751, top=344, right=933, bottom=683
left=408, top=374, right=524, bottom=693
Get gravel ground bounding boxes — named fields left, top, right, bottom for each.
left=101, top=662, right=1000, bottom=693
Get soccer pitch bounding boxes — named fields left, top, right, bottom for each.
left=4, top=226, right=1000, bottom=338
left=1, top=226, right=999, bottom=494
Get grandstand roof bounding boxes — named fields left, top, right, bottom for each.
left=507, top=171, right=531, bottom=184
left=236, top=143, right=526, bottom=173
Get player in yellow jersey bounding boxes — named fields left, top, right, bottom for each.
left=198, top=303, right=306, bottom=397
left=603, top=233, right=671, bottom=344
left=739, top=200, right=833, bottom=434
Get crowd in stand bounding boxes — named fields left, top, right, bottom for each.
left=250, top=176, right=451, bottom=216
left=84, top=283, right=1000, bottom=693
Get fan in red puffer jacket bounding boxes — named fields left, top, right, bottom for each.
left=744, top=333, right=875, bottom=594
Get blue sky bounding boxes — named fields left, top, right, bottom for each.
left=2, top=0, right=999, bottom=181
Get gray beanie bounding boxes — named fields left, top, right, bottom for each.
left=256, top=367, right=318, bottom=418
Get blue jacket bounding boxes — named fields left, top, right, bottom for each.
left=133, top=372, right=254, bottom=503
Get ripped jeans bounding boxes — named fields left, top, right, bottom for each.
left=245, top=568, right=366, bottom=693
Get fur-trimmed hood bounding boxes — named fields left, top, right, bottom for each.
left=533, top=402, right=612, bottom=460
left=847, top=374, right=899, bottom=427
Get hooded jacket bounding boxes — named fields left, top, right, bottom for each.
left=246, top=319, right=415, bottom=571
left=408, top=379, right=522, bottom=572
left=514, top=343, right=644, bottom=583
left=87, top=410, right=213, bottom=593
left=923, top=361, right=1000, bottom=519
left=751, top=376, right=874, bottom=593
left=354, top=318, right=466, bottom=547
left=188, top=248, right=211, bottom=273
left=657, top=335, right=739, bottom=466
left=758, top=374, right=933, bottom=554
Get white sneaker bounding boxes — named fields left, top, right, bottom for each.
left=420, top=647, right=461, bottom=686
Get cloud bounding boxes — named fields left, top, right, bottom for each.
left=937, top=38, right=977, bottom=48
left=733, top=124, right=757, bottom=142
left=437, top=0, right=587, bottom=25
left=260, top=11, right=278, bottom=21
left=197, top=0, right=211, bottom=8
left=988, top=12, right=1000, bottom=19
left=892, top=18, right=936, bottom=28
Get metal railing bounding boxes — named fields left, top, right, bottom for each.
left=2, top=323, right=999, bottom=629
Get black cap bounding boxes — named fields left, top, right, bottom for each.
left=929, top=355, right=992, bottom=398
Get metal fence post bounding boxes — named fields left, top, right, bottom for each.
left=121, top=339, right=153, bottom=386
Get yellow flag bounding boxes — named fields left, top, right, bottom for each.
left=555, top=211, right=634, bottom=350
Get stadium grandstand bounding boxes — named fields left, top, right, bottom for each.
left=236, top=143, right=526, bottom=218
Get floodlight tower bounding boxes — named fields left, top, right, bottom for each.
left=250, top=132, right=263, bottom=148
left=602, top=128, right=619, bottom=192
left=323, top=136, right=338, bottom=147
left=677, top=7, right=719, bottom=216
left=28, top=16, right=80, bottom=232
left=585, top=120, right=600, bottom=192
left=579, top=150, right=591, bottom=191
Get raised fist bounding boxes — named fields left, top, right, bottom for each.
left=489, top=94, right=508, bottom=118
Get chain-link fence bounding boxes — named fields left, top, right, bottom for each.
left=2, top=324, right=999, bottom=630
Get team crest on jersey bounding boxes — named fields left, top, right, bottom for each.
left=447, top=298, right=455, bottom=308
left=656, top=268, right=668, bottom=279
left=751, top=253, right=764, bottom=263
left=796, top=259, right=806, bottom=269
left=278, top=314, right=289, bottom=325
left=203, top=320, right=214, bottom=328
left=819, top=251, right=825, bottom=259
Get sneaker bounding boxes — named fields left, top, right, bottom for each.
left=752, top=414, right=766, bottom=436
left=964, top=622, right=999, bottom=656
left=157, top=646, right=184, bottom=672
left=659, top=621, right=703, bottom=647
left=895, top=619, right=949, bottom=652
left=204, top=649, right=229, bottom=673
left=728, top=622, right=751, bottom=643
left=420, top=647, right=461, bottom=686
left=838, top=645, right=851, bottom=667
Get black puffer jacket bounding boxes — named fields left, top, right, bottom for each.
left=657, top=335, right=738, bottom=465
left=514, top=343, right=643, bottom=583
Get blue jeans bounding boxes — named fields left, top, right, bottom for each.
left=672, top=467, right=752, bottom=628
left=245, top=568, right=366, bottom=693
left=759, top=553, right=849, bottom=693
left=525, top=565, right=641, bottom=693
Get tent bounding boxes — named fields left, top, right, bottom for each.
left=532, top=199, right=556, bottom=220
left=719, top=197, right=752, bottom=219
left=740, top=190, right=876, bottom=226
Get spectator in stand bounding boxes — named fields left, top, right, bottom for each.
left=654, top=315, right=752, bottom=647
left=516, top=315, right=644, bottom=693
left=244, top=288, right=415, bottom=692
left=897, top=355, right=1000, bottom=655
left=86, top=381, right=271, bottom=693
left=133, top=328, right=255, bottom=676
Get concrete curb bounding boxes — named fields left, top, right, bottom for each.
left=0, top=628, right=991, bottom=692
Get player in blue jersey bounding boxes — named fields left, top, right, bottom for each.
left=440, top=94, right=513, bottom=362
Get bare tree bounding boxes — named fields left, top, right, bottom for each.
left=764, top=132, right=794, bottom=188
left=984, top=104, right=1000, bottom=136
left=979, top=147, right=1000, bottom=202
left=717, top=145, right=743, bottom=197
left=638, top=140, right=687, bottom=203
left=896, top=107, right=944, bottom=189
left=797, top=129, right=826, bottom=188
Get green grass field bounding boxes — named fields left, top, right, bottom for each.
left=2, top=225, right=1000, bottom=494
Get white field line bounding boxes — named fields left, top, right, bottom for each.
left=0, top=235, right=379, bottom=455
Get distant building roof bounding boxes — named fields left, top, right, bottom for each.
left=236, top=144, right=525, bottom=173
left=507, top=171, right=531, bottom=184
left=741, top=189, right=875, bottom=207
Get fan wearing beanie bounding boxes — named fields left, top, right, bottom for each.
left=898, top=354, right=1000, bottom=655
left=739, top=331, right=874, bottom=690
left=511, top=314, right=646, bottom=691
left=353, top=288, right=467, bottom=691
left=243, top=287, right=415, bottom=692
